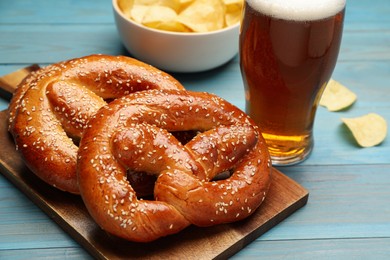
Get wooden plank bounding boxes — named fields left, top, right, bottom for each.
left=0, top=26, right=389, bottom=64
left=2, top=163, right=389, bottom=249
left=0, top=64, right=39, bottom=94
left=0, top=110, right=308, bottom=259
left=0, top=25, right=122, bottom=64
left=275, top=164, right=390, bottom=239
left=1, top=0, right=113, bottom=24
left=2, top=0, right=390, bottom=30
left=0, top=0, right=389, bottom=258
left=234, top=237, right=390, bottom=259
left=2, top=237, right=390, bottom=260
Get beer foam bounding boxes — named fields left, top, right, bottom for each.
left=246, top=0, right=346, bottom=21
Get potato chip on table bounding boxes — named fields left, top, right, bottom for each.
left=342, top=113, right=387, bottom=147
left=320, top=79, right=357, bottom=111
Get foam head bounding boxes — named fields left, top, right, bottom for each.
left=246, top=0, right=346, bottom=21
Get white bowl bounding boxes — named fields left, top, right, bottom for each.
left=112, top=0, right=240, bottom=73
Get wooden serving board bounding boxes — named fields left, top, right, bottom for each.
left=0, top=110, right=308, bottom=259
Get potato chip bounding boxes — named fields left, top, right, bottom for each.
left=176, top=0, right=195, bottom=13
left=140, top=6, right=177, bottom=25
left=225, top=9, right=242, bottom=27
left=342, top=113, right=387, bottom=147
left=130, top=5, right=149, bottom=23
left=118, top=0, right=135, bottom=17
left=134, top=0, right=184, bottom=13
left=224, top=0, right=244, bottom=27
left=177, top=0, right=225, bottom=32
left=320, top=79, right=357, bottom=111
left=118, top=0, right=243, bottom=33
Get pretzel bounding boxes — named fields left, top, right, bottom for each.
left=77, top=89, right=272, bottom=242
left=7, top=54, right=184, bottom=194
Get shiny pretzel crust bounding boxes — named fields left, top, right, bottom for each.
left=77, top=89, right=272, bottom=242
left=8, top=54, right=184, bottom=193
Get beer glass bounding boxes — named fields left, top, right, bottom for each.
left=239, top=0, right=346, bottom=165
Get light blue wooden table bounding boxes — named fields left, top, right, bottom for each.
left=1, top=0, right=389, bottom=259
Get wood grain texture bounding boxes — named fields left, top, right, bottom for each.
left=0, top=110, right=308, bottom=259
left=0, top=0, right=389, bottom=258
left=0, top=64, right=39, bottom=94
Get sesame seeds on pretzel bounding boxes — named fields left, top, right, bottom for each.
left=8, top=54, right=184, bottom=194
left=77, top=89, right=271, bottom=242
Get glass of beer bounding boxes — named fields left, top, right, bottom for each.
left=239, top=0, right=346, bottom=165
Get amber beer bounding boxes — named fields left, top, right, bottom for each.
left=240, top=0, right=346, bottom=165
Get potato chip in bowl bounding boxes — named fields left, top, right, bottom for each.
left=113, top=0, right=242, bottom=72
left=117, top=0, right=243, bottom=33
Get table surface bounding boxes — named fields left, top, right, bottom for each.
left=1, top=0, right=389, bottom=259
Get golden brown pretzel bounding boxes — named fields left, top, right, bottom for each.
left=7, top=54, right=184, bottom=194
left=77, top=89, right=271, bottom=242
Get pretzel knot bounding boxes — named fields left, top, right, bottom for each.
left=8, top=54, right=184, bottom=194
left=77, top=90, right=272, bottom=242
